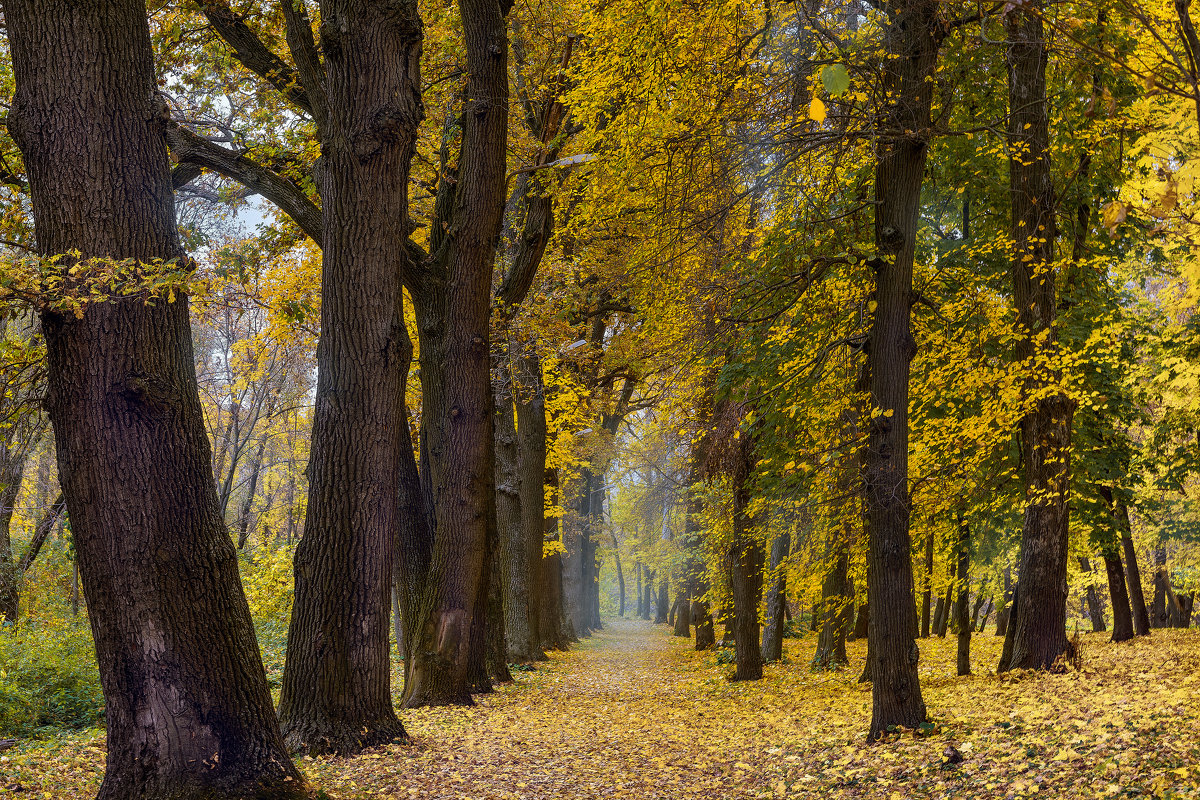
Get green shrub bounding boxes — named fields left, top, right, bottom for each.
left=0, top=618, right=103, bottom=736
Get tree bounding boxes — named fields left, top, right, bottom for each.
left=2, top=0, right=306, bottom=794
left=276, top=0, right=422, bottom=753
left=1002, top=0, right=1075, bottom=672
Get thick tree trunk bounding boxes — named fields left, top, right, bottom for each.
left=954, top=514, right=971, bottom=676
left=920, top=529, right=934, bottom=638
left=1079, top=557, right=1107, bottom=633
left=761, top=529, right=790, bottom=662
left=403, top=0, right=509, bottom=708
left=279, top=0, right=422, bottom=752
left=1103, top=550, right=1134, bottom=642
left=862, top=0, right=939, bottom=738
left=853, top=601, right=870, bottom=641
left=4, top=0, right=306, bottom=793
left=1004, top=0, right=1074, bottom=673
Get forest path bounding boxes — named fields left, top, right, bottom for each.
left=308, top=617, right=792, bottom=799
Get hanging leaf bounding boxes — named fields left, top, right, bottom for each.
left=1101, top=200, right=1126, bottom=235
left=821, top=64, right=851, bottom=96
left=808, top=96, right=827, bottom=124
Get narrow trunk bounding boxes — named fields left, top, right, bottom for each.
left=1004, top=0, right=1074, bottom=672
left=729, top=440, right=763, bottom=680
left=1103, top=550, right=1134, bottom=642
left=635, top=562, right=644, bottom=618
left=1119, top=503, right=1150, bottom=635
left=514, top=353, right=549, bottom=654
left=996, top=567, right=1014, bottom=635
left=760, top=529, right=791, bottom=662
left=852, top=602, right=870, bottom=641
left=641, top=569, right=655, bottom=621
left=954, top=514, right=971, bottom=676
left=280, top=0, right=422, bottom=750
left=1151, top=547, right=1169, bottom=628
left=812, top=548, right=851, bottom=670
left=615, top=546, right=626, bottom=617
left=0, top=450, right=27, bottom=623
left=920, top=529, right=934, bottom=638
left=655, top=576, right=670, bottom=624
left=862, top=0, right=939, bottom=737
left=5, top=0, right=306, bottom=792
left=1079, top=557, right=1107, bottom=633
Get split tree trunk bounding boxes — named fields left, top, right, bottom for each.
left=920, top=529, right=934, bottom=638
left=4, top=0, right=306, bottom=793
left=1079, top=557, right=1107, bottom=633
left=1117, top=503, right=1150, bottom=636
left=1103, top=550, right=1134, bottom=642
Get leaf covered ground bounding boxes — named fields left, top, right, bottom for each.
left=2, top=619, right=1199, bottom=799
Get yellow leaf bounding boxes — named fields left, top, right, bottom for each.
left=808, top=96, right=827, bottom=123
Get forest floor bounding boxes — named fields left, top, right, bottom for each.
left=2, top=618, right=1200, bottom=799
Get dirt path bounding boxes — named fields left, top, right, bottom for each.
left=308, top=617, right=790, bottom=799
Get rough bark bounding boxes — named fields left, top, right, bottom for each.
left=4, top=0, right=306, bottom=793
left=1004, top=0, right=1075, bottom=672
left=1151, top=547, right=1169, bottom=628
left=760, top=528, right=791, bottom=662
left=672, top=586, right=690, bottom=636
left=402, top=0, right=510, bottom=707
left=278, top=0, right=422, bottom=752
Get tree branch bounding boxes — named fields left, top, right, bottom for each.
left=196, top=0, right=312, bottom=115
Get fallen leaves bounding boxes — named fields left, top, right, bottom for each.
left=4, top=622, right=1200, bottom=799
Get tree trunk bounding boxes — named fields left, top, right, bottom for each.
left=279, top=0, right=422, bottom=752
left=514, top=353, right=547, bottom=652
left=1117, top=503, right=1150, bottom=635
left=537, top=469, right=572, bottom=650
left=672, top=586, right=690, bottom=637
left=1004, top=0, right=1074, bottom=673
left=862, top=0, right=940, bottom=738
left=954, top=513, right=971, bottom=676
left=402, top=0, right=510, bottom=707
left=635, top=562, right=644, bottom=618
left=760, top=528, right=790, bottom=662
left=996, top=567, right=1013, bottom=635
left=920, top=529, right=934, bottom=638
left=812, top=548, right=850, bottom=670
left=1079, top=557, right=1107, bottom=633
left=853, top=601, right=870, bottom=641
left=692, top=599, right=715, bottom=650
left=655, top=576, right=670, bottom=624
left=1151, top=547, right=1169, bottom=628
left=615, top=546, right=626, bottom=618
left=998, top=583, right=1020, bottom=672
left=1103, top=550, right=1134, bottom=642
left=729, top=439, right=763, bottom=680
left=4, top=0, right=307, bottom=793
left=0, top=449, right=27, bottom=623
left=641, top=569, right=655, bottom=621
left=495, top=348, right=539, bottom=663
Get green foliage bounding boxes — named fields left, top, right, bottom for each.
left=0, top=619, right=102, bottom=737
